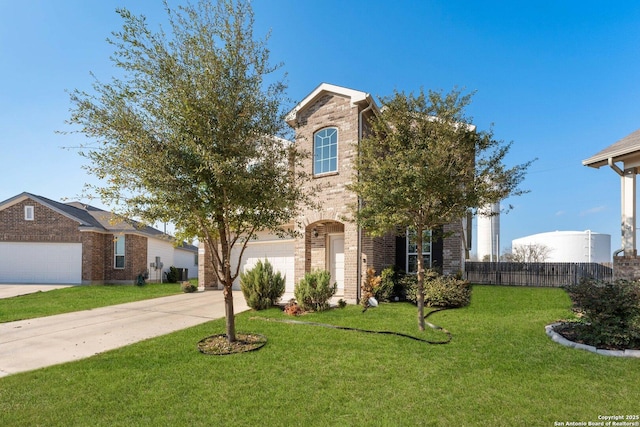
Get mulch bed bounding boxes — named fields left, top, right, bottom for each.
left=554, top=322, right=640, bottom=351
left=197, top=333, right=267, bottom=355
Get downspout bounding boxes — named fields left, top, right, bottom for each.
left=608, top=158, right=632, bottom=257
left=609, top=158, right=624, bottom=259
left=356, top=99, right=374, bottom=304
left=608, top=157, right=624, bottom=176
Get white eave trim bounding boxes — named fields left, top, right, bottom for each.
left=286, top=83, right=373, bottom=126
left=583, top=146, right=640, bottom=168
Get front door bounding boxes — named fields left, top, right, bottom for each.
left=329, top=234, right=344, bottom=294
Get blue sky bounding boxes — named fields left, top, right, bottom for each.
left=2, top=0, right=640, bottom=257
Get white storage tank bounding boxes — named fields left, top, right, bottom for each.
left=477, top=202, right=500, bottom=261
left=511, top=230, right=611, bottom=263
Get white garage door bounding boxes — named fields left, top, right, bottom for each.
left=231, top=239, right=295, bottom=294
left=0, top=242, right=82, bottom=284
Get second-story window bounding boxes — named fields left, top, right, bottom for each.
left=314, top=127, right=338, bottom=175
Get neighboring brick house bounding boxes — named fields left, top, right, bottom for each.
left=199, top=83, right=469, bottom=301
left=0, top=192, right=197, bottom=284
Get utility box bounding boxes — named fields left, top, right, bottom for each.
left=175, top=268, right=188, bottom=281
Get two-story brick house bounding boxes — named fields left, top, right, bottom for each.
left=199, top=83, right=469, bottom=302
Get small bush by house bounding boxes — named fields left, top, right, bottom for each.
left=399, top=270, right=471, bottom=309
left=375, top=266, right=396, bottom=302
left=397, top=274, right=418, bottom=303
left=361, top=267, right=397, bottom=308
left=294, top=270, right=336, bottom=312
left=240, top=259, right=285, bottom=310
left=424, top=273, right=471, bottom=308
left=165, top=266, right=179, bottom=283
left=563, top=278, right=640, bottom=349
left=361, top=267, right=381, bottom=310
left=181, top=281, right=198, bottom=293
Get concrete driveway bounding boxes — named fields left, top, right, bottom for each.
left=0, top=288, right=249, bottom=377
left=0, top=284, right=75, bottom=299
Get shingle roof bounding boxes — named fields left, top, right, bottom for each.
left=583, top=128, right=640, bottom=168
left=65, top=200, right=165, bottom=236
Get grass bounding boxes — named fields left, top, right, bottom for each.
left=0, top=282, right=183, bottom=323
left=1, top=285, right=638, bottom=426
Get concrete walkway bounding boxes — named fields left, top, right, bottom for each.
left=0, top=288, right=249, bottom=377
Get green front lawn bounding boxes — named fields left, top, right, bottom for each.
left=1, top=286, right=638, bottom=426
left=0, top=283, right=183, bottom=323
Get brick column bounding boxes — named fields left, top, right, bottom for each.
left=613, top=254, right=640, bottom=280
left=442, top=221, right=464, bottom=276
left=198, top=242, right=219, bottom=289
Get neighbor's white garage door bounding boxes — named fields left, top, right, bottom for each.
left=0, top=242, right=82, bottom=284
left=231, top=240, right=295, bottom=293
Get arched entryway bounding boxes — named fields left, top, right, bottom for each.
left=305, top=221, right=345, bottom=295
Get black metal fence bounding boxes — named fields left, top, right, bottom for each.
left=464, top=262, right=614, bottom=287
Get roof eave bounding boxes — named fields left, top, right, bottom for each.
left=286, top=83, right=377, bottom=127
left=582, top=157, right=608, bottom=169
left=0, top=192, right=96, bottom=227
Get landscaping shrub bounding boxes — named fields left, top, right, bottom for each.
left=361, top=267, right=381, bottom=310
left=400, top=270, right=471, bottom=308
left=283, top=299, right=304, bottom=316
left=165, top=266, right=179, bottom=283
left=240, top=259, right=285, bottom=310
left=397, top=274, right=418, bottom=303
left=423, top=274, right=471, bottom=308
left=564, top=278, right=640, bottom=348
left=181, top=281, right=198, bottom=293
left=294, top=270, right=336, bottom=312
left=376, top=266, right=396, bottom=302
left=361, top=267, right=396, bottom=309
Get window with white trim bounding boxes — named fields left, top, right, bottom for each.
left=24, top=205, right=34, bottom=221
left=114, top=235, right=125, bottom=269
left=406, top=229, right=432, bottom=273
left=313, top=127, right=338, bottom=175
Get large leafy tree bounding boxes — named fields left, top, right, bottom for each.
left=65, top=0, right=308, bottom=342
left=350, top=88, right=533, bottom=330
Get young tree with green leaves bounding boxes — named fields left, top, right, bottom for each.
left=64, top=0, right=309, bottom=343
left=349, top=88, right=533, bottom=331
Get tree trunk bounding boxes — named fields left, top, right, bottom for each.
left=206, top=235, right=237, bottom=343
left=223, top=281, right=236, bottom=343
left=222, top=254, right=236, bottom=343
left=416, top=226, right=425, bottom=331
left=218, top=222, right=236, bottom=343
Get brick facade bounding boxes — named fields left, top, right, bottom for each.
left=81, top=231, right=107, bottom=282
left=442, top=221, right=466, bottom=276
left=101, top=233, right=148, bottom=283
left=292, top=92, right=367, bottom=300
left=0, top=199, right=82, bottom=243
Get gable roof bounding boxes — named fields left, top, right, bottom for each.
left=285, top=83, right=379, bottom=127
left=0, top=192, right=104, bottom=229
left=583, top=128, right=640, bottom=168
left=0, top=192, right=195, bottom=250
